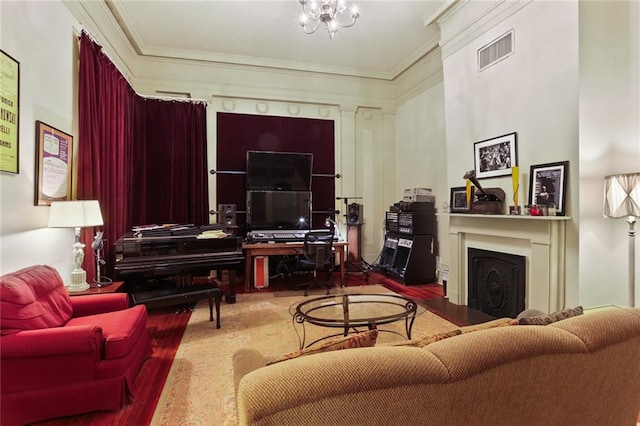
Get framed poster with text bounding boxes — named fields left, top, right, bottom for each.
left=35, top=121, right=73, bottom=206
left=0, top=50, right=20, bottom=174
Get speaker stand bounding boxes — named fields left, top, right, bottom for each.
left=336, top=196, right=370, bottom=283
left=346, top=224, right=370, bottom=282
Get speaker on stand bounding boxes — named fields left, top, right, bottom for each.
left=336, top=198, right=370, bottom=281
left=347, top=203, right=363, bottom=225
left=218, top=204, right=237, bottom=226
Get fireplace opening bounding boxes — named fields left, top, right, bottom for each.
left=468, top=248, right=526, bottom=318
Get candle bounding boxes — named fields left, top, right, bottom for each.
left=466, top=179, right=472, bottom=206
left=512, top=166, right=519, bottom=206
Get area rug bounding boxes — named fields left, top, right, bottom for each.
left=150, top=284, right=459, bottom=425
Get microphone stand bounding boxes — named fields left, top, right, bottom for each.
left=335, top=196, right=370, bottom=281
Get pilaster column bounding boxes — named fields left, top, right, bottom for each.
left=338, top=105, right=358, bottom=199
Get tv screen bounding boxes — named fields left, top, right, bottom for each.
left=246, top=151, right=313, bottom=191
left=246, top=190, right=312, bottom=231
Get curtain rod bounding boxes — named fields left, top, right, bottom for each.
left=79, top=28, right=210, bottom=106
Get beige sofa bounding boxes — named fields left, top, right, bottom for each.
left=233, top=307, right=640, bottom=425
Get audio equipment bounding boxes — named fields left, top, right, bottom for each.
left=379, top=234, right=399, bottom=270
left=386, top=211, right=435, bottom=235
left=392, top=201, right=435, bottom=212
left=347, top=203, right=363, bottom=225
left=218, top=204, right=237, bottom=226
left=387, top=233, right=436, bottom=285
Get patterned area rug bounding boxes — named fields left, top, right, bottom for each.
left=150, top=284, right=458, bottom=425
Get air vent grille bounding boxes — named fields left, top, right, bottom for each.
left=478, top=30, right=514, bottom=71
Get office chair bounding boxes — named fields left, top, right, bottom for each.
left=295, top=230, right=335, bottom=296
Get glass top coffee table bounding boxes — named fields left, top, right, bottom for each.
left=289, top=293, right=424, bottom=349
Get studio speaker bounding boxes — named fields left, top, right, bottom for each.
left=218, top=204, right=237, bottom=226
left=347, top=203, right=363, bottom=225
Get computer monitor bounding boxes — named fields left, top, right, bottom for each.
left=246, top=190, right=312, bottom=231
left=246, top=151, right=313, bottom=191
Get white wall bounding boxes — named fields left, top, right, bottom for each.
left=0, top=1, right=80, bottom=278
left=579, top=0, right=640, bottom=307
left=394, top=81, right=447, bottom=274
left=439, top=1, right=581, bottom=305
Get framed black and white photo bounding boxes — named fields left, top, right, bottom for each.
left=473, top=132, right=517, bottom=179
left=528, top=161, right=569, bottom=216
left=450, top=186, right=472, bottom=213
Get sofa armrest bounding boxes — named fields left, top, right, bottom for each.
left=233, top=348, right=267, bottom=399
left=71, top=293, right=130, bottom=317
left=1, top=326, right=104, bottom=394
left=1, top=325, right=103, bottom=358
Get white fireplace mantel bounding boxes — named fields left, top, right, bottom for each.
left=446, top=214, right=570, bottom=314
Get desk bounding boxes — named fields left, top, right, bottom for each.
left=242, top=241, right=348, bottom=292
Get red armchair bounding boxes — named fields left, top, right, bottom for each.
left=0, top=265, right=152, bottom=425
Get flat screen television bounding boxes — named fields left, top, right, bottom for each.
left=246, top=151, right=313, bottom=191
left=246, top=190, right=312, bottom=231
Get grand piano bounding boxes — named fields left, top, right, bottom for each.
left=114, top=225, right=243, bottom=303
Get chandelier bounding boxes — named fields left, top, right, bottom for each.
left=299, top=0, right=360, bottom=39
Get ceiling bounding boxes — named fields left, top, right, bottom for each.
left=104, top=0, right=446, bottom=79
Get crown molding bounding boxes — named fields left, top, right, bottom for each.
left=438, top=0, right=533, bottom=60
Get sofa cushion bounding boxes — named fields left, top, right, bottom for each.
left=457, top=317, right=520, bottom=333
left=266, top=328, right=378, bottom=365
left=384, top=329, right=463, bottom=347
left=0, top=265, right=73, bottom=335
left=66, top=304, right=149, bottom=359
left=518, top=305, right=584, bottom=325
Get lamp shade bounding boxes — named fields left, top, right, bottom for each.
left=603, top=173, right=640, bottom=219
left=48, top=200, right=104, bottom=228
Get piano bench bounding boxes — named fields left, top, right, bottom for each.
left=131, top=284, right=223, bottom=328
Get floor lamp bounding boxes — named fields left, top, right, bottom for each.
left=48, top=200, right=104, bottom=292
left=604, top=172, right=640, bottom=307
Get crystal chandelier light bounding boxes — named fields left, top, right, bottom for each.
left=299, top=0, right=360, bottom=39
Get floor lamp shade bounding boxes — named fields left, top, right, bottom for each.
left=48, top=200, right=104, bottom=292
left=604, top=172, right=640, bottom=308
left=604, top=173, right=640, bottom=218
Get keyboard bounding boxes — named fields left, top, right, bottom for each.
left=247, top=230, right=338, bottom=243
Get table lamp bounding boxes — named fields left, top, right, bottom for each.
left=603, top=172, right=640, bottom=307
left=48, top=200, right=104, bottom=292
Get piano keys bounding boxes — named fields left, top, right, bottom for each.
left=114, top=229, right=243, bottom=303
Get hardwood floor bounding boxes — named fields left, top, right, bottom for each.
left=421, top=298, right=496, bottom=326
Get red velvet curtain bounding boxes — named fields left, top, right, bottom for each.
left=77, top=32, right=208, bottom=282
left=77, top=32, right=135, bottom=283
left=129, top=99, right=208, bottom=226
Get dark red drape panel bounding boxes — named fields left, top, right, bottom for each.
left=129, top=99, right=208, bottom=226
left=77, top=32, right=208, bottom=282
left=77, top=32, right=135, bottom=283
left=216, top=112, right=335, bottom=232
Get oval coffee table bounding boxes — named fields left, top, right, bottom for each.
left=289, top=293, right=424, bottom=349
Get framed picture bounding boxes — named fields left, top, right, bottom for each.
left=450, top=186, right=472, bottom=213
left=528, top=161, right=569, bottom=216
left=0, top=50, right=20, bottom=174
left=34, top=121, right=73, bottom=206
left=473, top=132, right=518, bottom=179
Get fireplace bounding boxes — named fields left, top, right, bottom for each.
left=447, top=214, right=569, bottom=314
left=468, top=248, right=525, bottom=318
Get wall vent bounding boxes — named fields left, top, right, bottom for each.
left=478, top=30, right=514, bottom=71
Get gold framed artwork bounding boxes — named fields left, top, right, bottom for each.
left=0, top=50, right=20, bottom=174
left=34, top=121, right=73, bottom=206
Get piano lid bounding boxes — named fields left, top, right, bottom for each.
left=115, top=231, right=242, bottom=261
